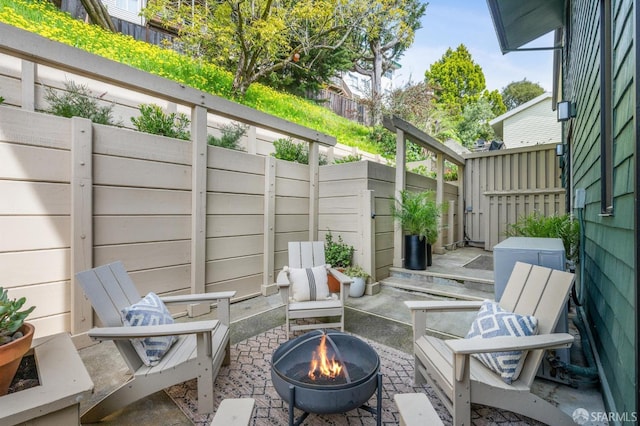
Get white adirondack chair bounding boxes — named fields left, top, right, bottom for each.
left=76, top=261, right=235, bottom=423
left=405, top=261, right=576, bottom=426
left=277, top=241, right=352, bottom=337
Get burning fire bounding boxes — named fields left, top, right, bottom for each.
left=308, top=335, right=343, bottom=380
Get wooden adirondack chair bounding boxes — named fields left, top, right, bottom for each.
left=277, top=241, right=353, bottom=337
left=76, top=261, right=235, bottom=423
left=405, top=261, right=576, bottom=426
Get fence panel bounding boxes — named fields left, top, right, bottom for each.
left=464, top=144, right=565, bottom=250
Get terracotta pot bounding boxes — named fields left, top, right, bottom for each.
left=0, top=323, right=35, bottom=396
left=327, top=268, right=344, bottom=293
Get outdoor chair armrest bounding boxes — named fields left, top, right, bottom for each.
left=160, top=291, right=236, bottom=305
left=446, top=333, right=574, bottom=355
left=407, top=300, right=486, bottom=342
left=405, top=300, right=484, bottom=312
left=88, top=320, right=219, bottom=341
left=329, top=268, right=352, bottom=302
left=276, top=269, right=291, bottom=288
left=328, top=268, right=353, bottom=284
left=447, top=333, right=574, bottom=383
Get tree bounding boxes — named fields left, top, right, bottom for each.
left=424, top=44, right=486, bottom=116
left=483, top=88, right=507, bottom=116
left=455, top=98, right=496, bottom=148
left=385, top=80, right=437, bottom=131
left=349, top=0, right=427, bottom=125
left=80, top=0, right=116, bottom=32
left=501, top=79, right=545, bottom=110
left=143, top=0, right=366, bottom=97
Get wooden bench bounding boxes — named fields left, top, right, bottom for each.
left=394, top=393, right=443, bottom=426
left=210, top=398, right=255, bottom=426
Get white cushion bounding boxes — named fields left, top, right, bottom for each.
left=465, top=300, right=538, bottom=384
left=121, top=292, right=177, bottom=367
left=288, top=265, right=330, bottom=302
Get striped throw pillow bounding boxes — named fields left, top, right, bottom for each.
left=288, top=265, right=330, bottom=302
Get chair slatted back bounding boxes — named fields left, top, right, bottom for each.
left=76, top=261, right=144, bottom=371
left=288, top=241, right=326, bottom=268
left=499, top=261, right=575, bottom=386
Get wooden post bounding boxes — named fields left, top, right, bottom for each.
left=262, top=156, right=277, bottom=296
left=247, top=125, right=257, bottom=155
left=358, top=189, right=378, bottom=294
left=308, top=141, right=319, bottom=241
left=21, top=60, right=36, bottom=111
left=393, top=128, right=406, bottom=268
left=70, top=117, right=93, bottom=347
left=189, top=105, right=209, bottom=317
left=448, top=199, right=455, bottom=247
left=458, top=163, right=465, bottom=248
left=434, top=152, right=445, bottom=254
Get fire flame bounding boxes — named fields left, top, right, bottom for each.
left=308, top=335, right=343, bottom=380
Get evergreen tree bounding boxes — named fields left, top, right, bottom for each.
left=424, top=44, right=486, bottom=116
left=501, top=79, right=545, bottom=110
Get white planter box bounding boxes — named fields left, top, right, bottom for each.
left=0, top=333, right=94, bottom=426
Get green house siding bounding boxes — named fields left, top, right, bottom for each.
left=565, top=0, right=636, bottom=416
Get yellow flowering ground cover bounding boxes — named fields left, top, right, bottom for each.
left=0, top=0, right=375, bottom=151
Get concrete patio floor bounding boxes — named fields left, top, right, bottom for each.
left=79, top=247, right=607, bottom=425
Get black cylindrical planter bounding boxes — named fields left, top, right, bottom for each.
left=404, top=235, right=426, bottom=270
left=426, top=243, right=433, bottom=267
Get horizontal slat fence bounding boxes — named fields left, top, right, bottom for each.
left=1, top=106, right=459, bottom=339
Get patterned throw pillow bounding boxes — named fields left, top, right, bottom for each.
left=287, top=265, right=330, bottom=302
left=465, top=300, right=538, bottom=384
left=121, top=292, right=177, bottom=367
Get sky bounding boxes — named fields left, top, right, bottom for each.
left=396, top=0, right=555, bottom=93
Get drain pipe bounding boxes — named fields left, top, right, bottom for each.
left=545, top=189, right=600, bottom=385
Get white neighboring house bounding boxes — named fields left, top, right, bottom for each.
left=340, top=64, right=400, bottom=100
left=102, top=0, right=145, bottom=25
left=489, top=92, right=561, bottom=149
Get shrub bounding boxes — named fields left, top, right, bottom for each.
left=343, top=265, right=369, bottom=279
left=131, top=104, right=190, bottom=140
left=391, top=190, right=442, bottom=244
left=208, top=122, right=247, bottom=151
left=368, top=125, right=425, bottom=161
left=44, top=80, right=118, bottom=125
left=0, top=96, right=4, bottom=104
left=324, top=231, right=353, bottom=268
left=272, top=138, right=327, bottom=165
left=505, top=212, right=580, bottom=263
left=334, top=153, right=362, bottom=164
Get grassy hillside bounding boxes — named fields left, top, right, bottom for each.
left=0, top=0, right=377, bottom=152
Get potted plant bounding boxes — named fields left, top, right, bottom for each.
left=324, top=231, right=354, bottom=292
left=0, top=287, right=35, bottom=396
left=391, top=190, right=442, bottom=270
left=343, top=265, right=369, bottom=298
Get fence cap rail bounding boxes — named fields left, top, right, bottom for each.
left=382, top=116, right=465, bottom=166
left=0, top=22, right=336, bottom=147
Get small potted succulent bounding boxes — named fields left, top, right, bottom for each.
left=0, top=287, right=35, bottom=396
left=343, top=265, right=370, bottom=298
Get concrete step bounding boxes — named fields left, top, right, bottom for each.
left=389, top=266, right=494, bottom=294
left=382, top=275, right=494, bottom=302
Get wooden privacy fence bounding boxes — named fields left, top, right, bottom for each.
left=464, top=144, right=565, bottom=250
left=1, top=107, right=455, bottom=341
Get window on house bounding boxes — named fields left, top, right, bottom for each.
left=116, top=0, right=140, bottom=13
left=600, top=0, right=614, bottom=214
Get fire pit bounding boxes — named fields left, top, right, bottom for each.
left=271, top=329, right=382, bottom=426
